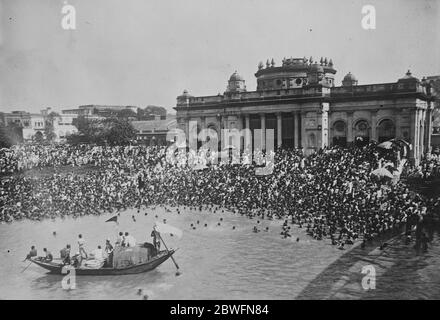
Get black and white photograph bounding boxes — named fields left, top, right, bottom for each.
left=0, top=0, right=440, bottom=305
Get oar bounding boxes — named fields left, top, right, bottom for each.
left=158, top=233, right=181, bottom=276
left=21, top=260, right=33, bottom=273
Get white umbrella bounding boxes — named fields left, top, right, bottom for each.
left=377, top=141, right=393, bottom=149
left=371, top=167, right=394, bottom=179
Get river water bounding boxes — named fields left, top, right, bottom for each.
left=0, top=207, right=439, bottom=299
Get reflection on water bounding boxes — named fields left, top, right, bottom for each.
left=0, top=206, right=439, bottom=299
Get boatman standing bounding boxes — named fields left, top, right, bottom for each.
left=151, top=227, right=161, bottom=251
left=60, top=244, right=71, bottom=265
left=105, top=239, right=114, bottom=267
left=78, top=234, right=88, bottom=261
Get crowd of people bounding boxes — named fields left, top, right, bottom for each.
left=0, top=144, right=165, bottom=174
left=1, top=142, right=439, bottom=251
left=405, top=153, right=440, bottom=179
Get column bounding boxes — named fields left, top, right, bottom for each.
left=347, top=112, right=353, bottom=145
left=219, top=115, right=224, bottom=150
left=260, top=113, right=266, bottom=151
left=395, top=110, right=401, bottom=139
left=409, top=109, right=416, bottom=165
left=244, top=114, right=251, bottom=151
left=276, top=112, right=282, bottom=148
left=425, top=103, right=433, bottom=154
left=321, top=103, right=329, bottom=148
left=185, top=117, right=190, bottom=141
left=245, top=114, right=250, bottom=129
left=419, top=109, right=425, bottom=158
left=301, top=111, right=307, bottom=150
left=293, top=112, right=299, bottom=148
left=414, top=109, right=420, bottom=162
left=371, top=111, right=377, bottom=142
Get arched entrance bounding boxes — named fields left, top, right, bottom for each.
left=332, top=120, right=347, bottom=147
left=34, top=131, right=44, bottom=143
left=354, top=120, right=370, bottom=147
left=377, top=119, right=395, bottom=143
left=203, top=124, right=219, bottom=152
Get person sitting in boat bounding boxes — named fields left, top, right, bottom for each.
left=91, top=245, right=104, bottom=260
left=24, top=246, right=37, bottom=261
left=43, top=248, right=53, bottom=262
left=116, top=232, right=124, bottom=247
left=124, top=232, right=136, bottom=247
left=104, top=239, right=114, bottom=267
left=60, top=244, right=71, bottom=265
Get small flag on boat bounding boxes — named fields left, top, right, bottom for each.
left=106, top=215, right=118, bottom=224
left=154, top=222, right=183, bottom=238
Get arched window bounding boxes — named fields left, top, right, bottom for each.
left=333, top=120, right=346, bottom=135
left=332, top=120, right=347, bottom=147
left=377, top=119, right=395, bottom=143
left=354, top=120, right=370, bottom=147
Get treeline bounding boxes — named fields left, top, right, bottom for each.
left=0, top=123, right=23, bottom=148
left=67, top=116, right=137, bottom=145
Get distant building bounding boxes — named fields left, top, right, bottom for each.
left=0, top=108, right=77, bottom=143
left=62, top=105, right=138, bottom=120
left=132, top=115, right=177, bottom=146
left=176, top=56, right=437, bottom=164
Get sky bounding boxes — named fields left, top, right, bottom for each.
left=0, top=0, right=439, bottom=114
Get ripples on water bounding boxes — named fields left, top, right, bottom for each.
left=0, top=207, right=438, bottom=299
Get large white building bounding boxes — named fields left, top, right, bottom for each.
left=175, top=56, right=437, bottom=164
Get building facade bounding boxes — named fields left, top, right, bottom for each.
left=62, top=105, right=138, bottom=120
left=132, top=115, right=177, bottom=146
left=0, top=108, right=78, bottom=142
left=175, top=57, right=436, bottom=164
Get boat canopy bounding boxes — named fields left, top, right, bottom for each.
left=113, top=244, right=155, bottom=269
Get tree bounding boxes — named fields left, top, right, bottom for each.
left=0, top=123, right=11, bottom=148
left=0, top=123, right=23, bottom=147
left=44, top=111, right=60, bottom=142
left=104, top=117, right=137, bottom=145
left=68, top=116, right=136, bottom=145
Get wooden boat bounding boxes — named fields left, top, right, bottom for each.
left=29, top=249, right=175, bottom=276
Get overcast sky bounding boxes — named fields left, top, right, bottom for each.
left=0, top=0, right=439, bottom=114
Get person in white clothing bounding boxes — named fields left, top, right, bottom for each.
left=124, top=232, right=136, bottom=247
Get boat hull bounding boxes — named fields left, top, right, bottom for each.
left=30, top=250, right=175, bottom=276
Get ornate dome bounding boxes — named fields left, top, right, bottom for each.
left=343, top=72, right=357, bottom=82
left=342, top=72, right=358, bottom=86
left=177, top=89, right=193, bottom=105
left=226, top=70, right=246, bottom=93
left=229, top=71, right=244, bottom=82
left=179, top=89, right=192, bottom=97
